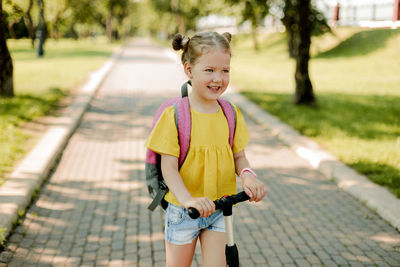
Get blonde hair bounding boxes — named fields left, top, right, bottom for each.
left=172, top=32, right=232, bottom=65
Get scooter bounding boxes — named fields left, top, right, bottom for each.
left=188, top=191, right=250, bottom=267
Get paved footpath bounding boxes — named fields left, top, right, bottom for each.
left=1, top=39, right=400, bottom=267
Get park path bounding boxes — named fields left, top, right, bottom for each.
left=1, top=39, right=400, bottom=267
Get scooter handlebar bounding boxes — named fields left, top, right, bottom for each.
left=187, top=208, right=200, bottom=219
left=188, top=191, right=250, bottom=219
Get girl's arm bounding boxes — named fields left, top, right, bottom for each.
left=161, top=154, right=215, bottom=217
left=234, top=150, right=266, bottom=202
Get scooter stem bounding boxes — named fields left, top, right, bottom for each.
left=224, top=215, right=235, bottom=246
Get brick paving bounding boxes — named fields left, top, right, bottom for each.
left=1, top=39, right=400, bottom=266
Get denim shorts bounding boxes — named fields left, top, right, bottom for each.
left=165, top=203, right=226, bottom=245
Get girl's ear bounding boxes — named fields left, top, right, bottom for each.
left=183, top=62, right=193, bottom=79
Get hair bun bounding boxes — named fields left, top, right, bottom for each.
left=222, top=32, right=232, bottom=43
left=172, top=33, right=183, bottom=51
left=172, top=33, right=190, bottom=51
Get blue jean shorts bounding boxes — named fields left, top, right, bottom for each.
left=165, top=203, right=226, bottom=245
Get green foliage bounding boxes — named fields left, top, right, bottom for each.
left=14, top=209, right=26, bottom=227
left=280, top=0, right=331, bottom=37
left=3, top=0, right=32, bottom=38
left=231, top=29, right=400, bottom=95
left=0, top=228, right=6, bottom=248
left=149, top=0, right=209, bottom=34
left=3, top=0, right=138, bottom=39
left=316, top=29, right=399, bottom=58
left=242, top=92, right=400, bottom=197
left=1, top=38, right=118, bottom=184
left=232, top=27, right=400, bottom=197
left=225, top=0, right=271, bottom=50
left=280, top=0, right=331, bottom=57
left=0, top=89, right=65, bottom=125
left=227, top=0, right=270, bottom=26
left=0, top=88, right=66, bottom=184
left=3, top=0, right=27, bottom=19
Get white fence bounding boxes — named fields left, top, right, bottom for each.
left=339, top=3, right=393, bottom=25
left=319, top=1, right=399, bottom=28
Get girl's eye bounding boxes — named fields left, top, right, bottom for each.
left=223, top=70, right=230, bottom=73
left=205, top=69, right=213, bottom=72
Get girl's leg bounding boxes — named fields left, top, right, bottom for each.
left=165, top=237, right=198, bottom=267
left=199, top=230, right=226, bottom=267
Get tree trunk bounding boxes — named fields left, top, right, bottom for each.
left=24, top=0, right=35, bottom=47
left=0, top=0, right=14, bottom=97
left=68, top=24, right=78, bottom=39
left=293, top=0, right=315, bottom=106
left=251, top=23, right=259, bottom=52
left=8, top=21, right=16, bottom=38
left=106, top=13, right=112, bottom=41
left=37, top=0, right=45, bottom=57
left=286, top=27, right=295, bottom=58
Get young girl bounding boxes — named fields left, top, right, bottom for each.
left=145, top=32, right=266, bottom=267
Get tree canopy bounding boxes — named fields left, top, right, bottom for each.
left=2, top=0, right=331, bottom=103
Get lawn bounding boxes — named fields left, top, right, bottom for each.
left=0, top=38, right=120, bottom=185
left=231, top=27, right=400, bottom=197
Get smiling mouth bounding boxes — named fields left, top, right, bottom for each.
left=207, top=86, right=221, bottom=92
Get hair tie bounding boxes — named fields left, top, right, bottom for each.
left=222, top=32, right=232, bottom=43
left=182, top=36, right=190, bottom=50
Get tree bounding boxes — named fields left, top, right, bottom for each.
left=0, top=0, right=14, bottom=97
left=98, top=0, right=130, bottom=41
left=3, top=0, right=35, bottom=46
left=23, top=0, right=35, bottom=47
left=37, top=0, right=45, bottom=56
left=3, top=0, right=26, bottom=39
left=291, top=0, right=315, bottom=105
left=281, top=0, right=296, bottom=57
left=46, top=0, right=68, bottom=39
left=227, top=0, right=270, bottom=51
left=64, top=0, right=96, bottom=39
left=281, top=0, right=331, bottom=58
left=149, top=0, right=208, bottom=35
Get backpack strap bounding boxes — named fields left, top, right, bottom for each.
left=146, top=97, right=181, bottom=165
left=147, top=179, right=168, bottom=211
left=173, top=96, right=191, bottom=168
left=217, top=98, right=237, bottom=148
left=181, top=81, right=189, bottom=97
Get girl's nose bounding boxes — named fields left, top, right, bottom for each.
left=213, top=72, right=222, bottom=82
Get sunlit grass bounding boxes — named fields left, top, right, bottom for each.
left=232, top=27, right=400, bottom=197
left=232, top=28, right=400, bottom=95
left=0, top=38, right=120, bottom=184
left=9, top=37, right=119, bottom=94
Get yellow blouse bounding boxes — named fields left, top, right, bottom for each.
left=145, top=103, right=250, bottom=206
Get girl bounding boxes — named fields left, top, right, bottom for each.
left=145, top=32, right=266, bottom=267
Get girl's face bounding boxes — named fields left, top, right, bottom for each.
left=185, top=48, right=231, bottom=104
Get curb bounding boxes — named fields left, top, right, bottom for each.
left=0, top=45, right=124, bottom=244
left=227, top=92, right=400, bottom=232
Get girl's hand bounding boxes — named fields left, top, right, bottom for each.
left=241, top=172, right=266, bottom=202
left=181, top=197, right=216, bottom=218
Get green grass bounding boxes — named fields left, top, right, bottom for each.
left=231, top=28, right=400, bottom=197
left=0, top=38, right=120, bottom=184
left=0, top=227, right=6, bottom=248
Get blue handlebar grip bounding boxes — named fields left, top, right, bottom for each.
left=188, top=207, right=200, bottom=219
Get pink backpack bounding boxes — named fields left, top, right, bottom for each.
left=146, top=81, right=237, bottom=211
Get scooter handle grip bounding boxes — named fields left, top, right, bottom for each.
left=187, top=191, right=250, bottom=219
left=188, top=207, right=200, bottom=219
